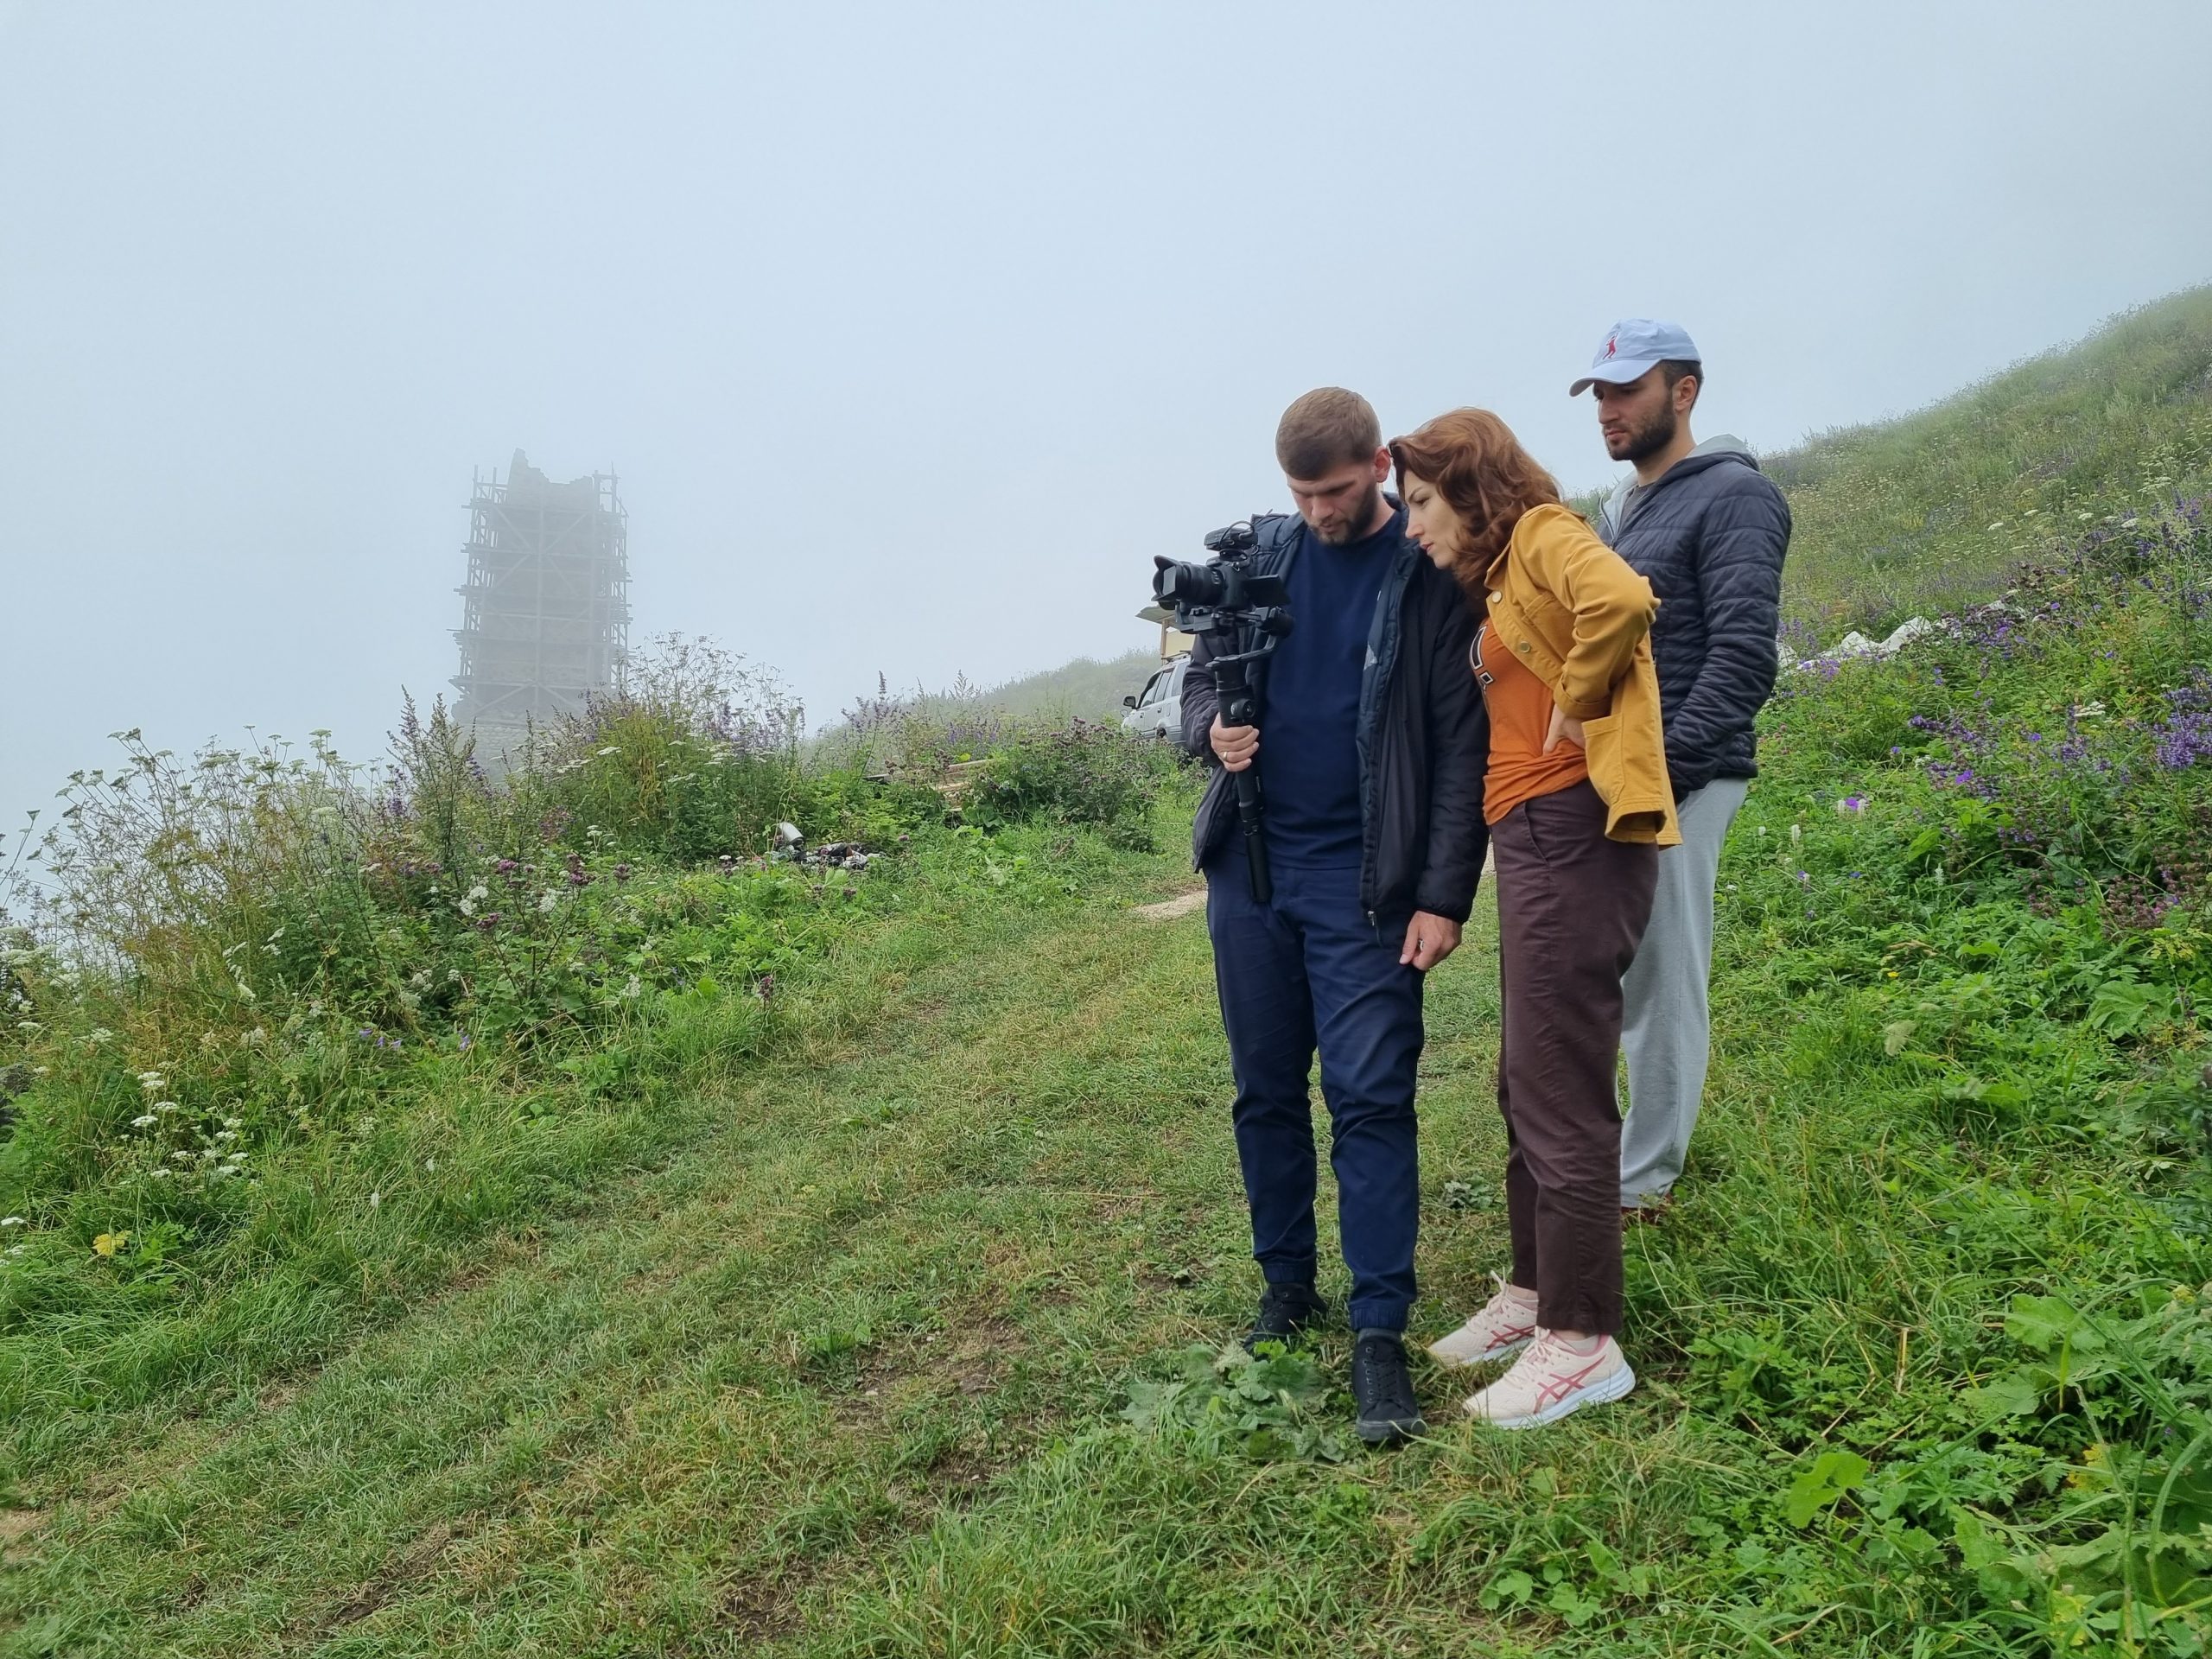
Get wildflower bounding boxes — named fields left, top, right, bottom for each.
left=620, top=975, right=643, bottom=1000
left=92, top=1231, right=129, bottom=1258
left=137, top=1071, right=166, bottom=1091
left=156, top=1101, right=178, bottom=1113
left=0, top=1217, right=25, bottom=1230
left=150, top=1167, right=173, bottom=1179
left=31, top=1066, right=48, bottom=1077
left=1755, top=825, right=1768, bottom=838
left=458, top=897, right=476, bottom=918
left=131, top=1114, right=158, bottom=1128
left=457, top=1033, right=473, bottom=1052
left=537, top=890, right=557, bottom=913
left=170, top=1150, right=192, bottom=1163
left=223, top=1116, right=242, bottom=1129
left=613, top=863, right=632, bottom=883
left=597, top=747, right=620, bottom=758
left=467, top=883, right=489, bottom=903
left=425, top=1157, right=436, bottom=1172
left=1836, top=796, right=1866, bottom=815
left=369, top=1190, right=380, bottom=1211
left=1789, top=824, right=1802, bottom=846
left=85, top=1027, right=113, bottom=1046
left=245, top=1027, right=265, bottom=1045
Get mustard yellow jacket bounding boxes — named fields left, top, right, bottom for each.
left=1478, top=503, right=1681, bottom=846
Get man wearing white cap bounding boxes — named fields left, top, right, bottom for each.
left=1572, top=321, right=1792, bottom=1215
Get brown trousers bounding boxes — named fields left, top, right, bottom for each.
left=1491, top=779, right=1658, bottom=1337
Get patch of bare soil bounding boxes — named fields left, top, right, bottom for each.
left=1129, top=887, right=1206, bottom=921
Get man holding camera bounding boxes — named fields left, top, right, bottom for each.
left=1573, top=321, right=1791, bottom=1216
left=1182, top=387, right=1489, bottom=1444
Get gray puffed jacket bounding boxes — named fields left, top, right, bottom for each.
left=1597, top=437, right=1792, bottom=795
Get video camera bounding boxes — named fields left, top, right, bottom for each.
left=1151, top=523, right=1295, bottom=903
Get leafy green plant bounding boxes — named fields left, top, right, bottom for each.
left=1122, top=1341, right=1349, bottom=1463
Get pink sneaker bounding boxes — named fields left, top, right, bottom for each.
left=1462, top=1330, right=1635, bottom=1428
left=1427, top=1281, right=1539, bottom=1369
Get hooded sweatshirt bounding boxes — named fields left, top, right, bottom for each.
left=1595, top=435, right=1791, bottom=795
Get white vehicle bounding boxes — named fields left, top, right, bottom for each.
left=1121, top=654, right=1190, bottom=741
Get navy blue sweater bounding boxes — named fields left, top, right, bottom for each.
left=1255, top=509, right=1402, bottom=866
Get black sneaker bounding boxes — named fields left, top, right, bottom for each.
left=1243, top=1281, right=1325, bottom=1351
left=1351, top=1329, right=1427, bottom=1444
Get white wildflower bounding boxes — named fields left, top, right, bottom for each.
left=137, top=1071, right=166, bottom=1091
left=620, top=975, right=643, bottom=1000
left=537, top=890, right=557, bottom=913
left=0, top=1217, right=24, bottom=1229
left=596, top=747, right=620, bottom=758
left=30, top=1066, right=48, bottom=1077
left=245, top=1027, right=265, bottom=1045
left=85, top=1027, right=113, bottom=1046
left=467, top=883, right=489, bottom=903
left=131, top=1114, right=158, bottom=1128
left=369, top=1190, right=380, bottom=1211
left=149, top=1168, right=173, bottom=1180
left=457, top=898, right=476, bottom=918
left=425, top=1157, right=436, bottom=1172
left=155, top=1100, right=179, bottom=1114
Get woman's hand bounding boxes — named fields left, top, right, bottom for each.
left=1544, top=704, right=1586, bottom=754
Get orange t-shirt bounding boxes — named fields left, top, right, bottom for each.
left=1475, top=621, right=1589, bottom=825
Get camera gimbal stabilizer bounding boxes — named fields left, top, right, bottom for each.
left=1154, top=523, right=1294, bottom=902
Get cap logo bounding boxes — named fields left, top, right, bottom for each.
left=1604, top=335, right=1618, bottom=359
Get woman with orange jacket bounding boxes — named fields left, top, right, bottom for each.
left=1388, top=407, right=1677, bottom=1429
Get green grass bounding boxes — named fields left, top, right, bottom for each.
left=5, top=302, right=2212, bottom=1655
left=1769, top=284, right=2212, bottom=638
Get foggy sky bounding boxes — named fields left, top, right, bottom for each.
left=4, top=1, right=2211, bottom=830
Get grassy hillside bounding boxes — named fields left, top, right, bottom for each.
left=1772, top=285, right=2212, bottom=636
left=975, top=649, right=1162, bottom=721
left=1567, top=286, right=2212, bottom=641
left=3, top=311, right=2211, bottom=1654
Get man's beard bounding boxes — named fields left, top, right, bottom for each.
left=1610, top=402, right=1679, bottom=465
left=1311, top=483, right=1387, bottom=545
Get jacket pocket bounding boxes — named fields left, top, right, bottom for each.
left=1580, top=712, right=1624, bottom=808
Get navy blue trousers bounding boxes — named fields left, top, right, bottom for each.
left=1205, top=848, right=1426, bottom=1332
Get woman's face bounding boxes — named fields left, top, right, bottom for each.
left=1401, top=472, right=1470, bottom=570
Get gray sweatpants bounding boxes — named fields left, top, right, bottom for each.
left=1618, top=776, right=1750, bottom=1205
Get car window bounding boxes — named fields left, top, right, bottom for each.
left=1138, top=671, right=1166, bottom=706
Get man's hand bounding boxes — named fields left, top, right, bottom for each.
left=1544, top=704, right=1586, bottom=754
left=1400, top=911, right=1462, bottom=971
left=1211, top=715, right=1259, bottom=772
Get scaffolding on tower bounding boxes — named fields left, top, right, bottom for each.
left=451, top=449, right=630, bottom=766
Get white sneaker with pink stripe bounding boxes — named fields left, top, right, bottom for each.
left=1427, top=1281, right=1539, bottom=1368
left=1461, top=1330, right=1635, bottom=1428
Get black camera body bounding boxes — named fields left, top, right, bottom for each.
left=1152, top=523, right=1294, bottom=643
left=1150, top=521, right=1296, bottom=901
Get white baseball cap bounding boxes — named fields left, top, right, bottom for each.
left=1570, top=319, right=1701, bottom=396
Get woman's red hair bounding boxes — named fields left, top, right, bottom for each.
left=1389, top=409, right=1563, bottom=592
